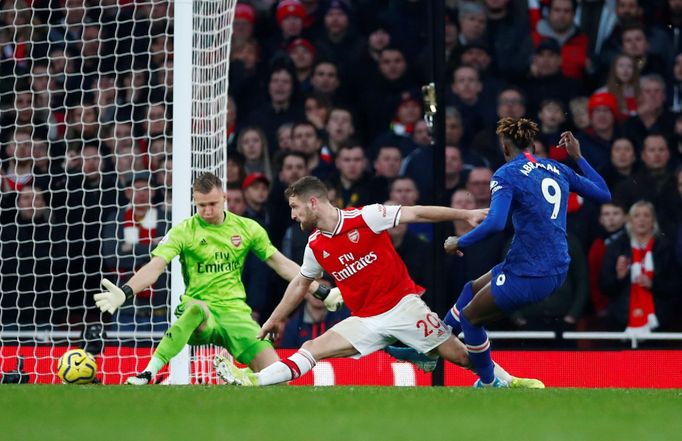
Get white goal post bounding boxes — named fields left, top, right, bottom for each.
left=171, top=0, right=237, bottom=385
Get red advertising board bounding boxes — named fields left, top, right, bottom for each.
left=1, top=346, right=681, bottom=388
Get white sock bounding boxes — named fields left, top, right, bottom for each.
left=493, top=361, right=513, bottom=383
left=144, top=356, right=166, bottom=377
left=255, top=349, right=316, bottom=386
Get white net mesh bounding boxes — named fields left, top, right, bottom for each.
left=186, top=0, right=235, bottom=385
left=0, top=0, right=235, bottom=384
left=191, top=0, right=231, bottom=180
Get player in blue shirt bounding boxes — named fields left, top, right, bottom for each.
left=440, top=117, right=611, bottom=387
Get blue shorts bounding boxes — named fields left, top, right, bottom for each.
left=490, top=263, right=567, bottom=313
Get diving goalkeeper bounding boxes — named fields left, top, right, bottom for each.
left=94, top=172, right=342, bottom=384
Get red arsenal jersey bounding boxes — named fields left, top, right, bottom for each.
left=300, top=204, right=425, bottom=317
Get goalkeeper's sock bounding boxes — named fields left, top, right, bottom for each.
left=153, top=303, right=206, bottom=365
left=254, top=349, right=316, bottom=386
left=459, top=312, right=495, bottom=384
left=143, top=356, right=166, bottom=377
left=444, top=281, right=475, bottom=335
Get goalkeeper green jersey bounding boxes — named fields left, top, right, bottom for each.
left=152, top=211, right=277, bottom=307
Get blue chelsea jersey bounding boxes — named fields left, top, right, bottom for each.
left=493, top=153, right=573, bottom=276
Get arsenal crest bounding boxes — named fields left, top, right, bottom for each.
left=231, top=235, right=242, bottom=247
left=347, top=229, right=359, bottom=243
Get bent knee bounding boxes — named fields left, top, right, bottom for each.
left=184, top=302, right=209, bottom=331
left=472, top=272, right=492, bottom=292
left=185, top=302, right=207, bottom=319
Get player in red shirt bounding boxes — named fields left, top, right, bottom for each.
left=215, top=176, right=540, bottom=387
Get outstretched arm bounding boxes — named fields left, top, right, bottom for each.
left=94, top=256, right=167, bottom=314
left=560, top=131, right=611, bottom=203
left=125, top=256, right=168, bottom=292
left=455, top=187, right=512, bottom=249
left=398, top=205, right=488, bottom=227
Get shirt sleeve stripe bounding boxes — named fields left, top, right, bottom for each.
left=300, top=272, right=317, bottom=280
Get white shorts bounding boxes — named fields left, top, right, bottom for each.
left=330, top=294, right=451, bottom=358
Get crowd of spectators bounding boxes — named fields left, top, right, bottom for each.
left=2, top=0, right=682, bottom=348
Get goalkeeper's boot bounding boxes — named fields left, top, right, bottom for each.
left=384, top=345, right=438, bottom=373
left=214, top=355, right=257, bottom=386
left=509, top=377, right=545, bottom=389
left=125, top=371, right=152, bottom=385
left=473, top=377, right=508, bottom=388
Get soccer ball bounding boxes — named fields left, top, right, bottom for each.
left=57, top=349, right=98, bottom=384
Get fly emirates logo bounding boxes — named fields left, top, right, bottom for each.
left=331, top=251, right=378, bottom=282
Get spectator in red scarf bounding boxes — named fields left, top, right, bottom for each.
left=389, top=89, right=423, bottom=138
left=102, top=171, right=170, bottom=293
left=100, top=170, right=170, bottom=324
left=600, top=200, right=680, bottom=332
left=1, top=129, right=34, bottom=193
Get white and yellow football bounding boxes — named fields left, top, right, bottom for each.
left=57, top=349, right=97, bottom=384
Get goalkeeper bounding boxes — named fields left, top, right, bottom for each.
left=94, top=172, right=342, bottom=385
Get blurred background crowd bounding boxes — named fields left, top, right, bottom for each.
left=1, top=0, right=682, bottom=348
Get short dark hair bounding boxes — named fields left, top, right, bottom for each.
left=601, top=200, right=626, bottom=213
left=275, top=150, right=308, bottom=171
left=376, top=144, right=401, bottom=155
left=304, top=92, right=332, bottom=109
left=498, top=86, right=526, bottom=106
left=620, top=20, right=646, bottom=38
left=551, top=0, right=577, bottom=11
left=389, top=175, right=417, bottom=191
left=539, top=98, right=564, bottom=112
left=379, top=46, right=405, bottom=57
left=291, top=120, right=319, bottom=137
left=285, top=176, right=328, bottom=200
left=193, top=172, right=223, bottom=194
left=642, top=132, right=669, bottom=149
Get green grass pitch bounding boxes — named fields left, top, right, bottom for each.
left=2, top=386, right=681, bottom=441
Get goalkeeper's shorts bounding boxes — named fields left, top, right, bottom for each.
left=176, top=300, right=272, bottom=365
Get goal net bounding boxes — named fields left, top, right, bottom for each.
left=0, top=0, right=236, bottom=384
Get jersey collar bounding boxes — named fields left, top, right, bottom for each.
left=515, top=152, right=537, bottom=163
left=319, top=208, right=343, bottom=237
left=197, top=210, right=229, bottom=227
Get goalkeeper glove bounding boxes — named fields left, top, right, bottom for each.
left=323, top=287, right=344, bottom=312
left=94, top=279, right=133, bottom=314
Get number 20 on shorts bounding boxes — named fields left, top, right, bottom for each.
left=416, top=313, right=443, bottom=338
